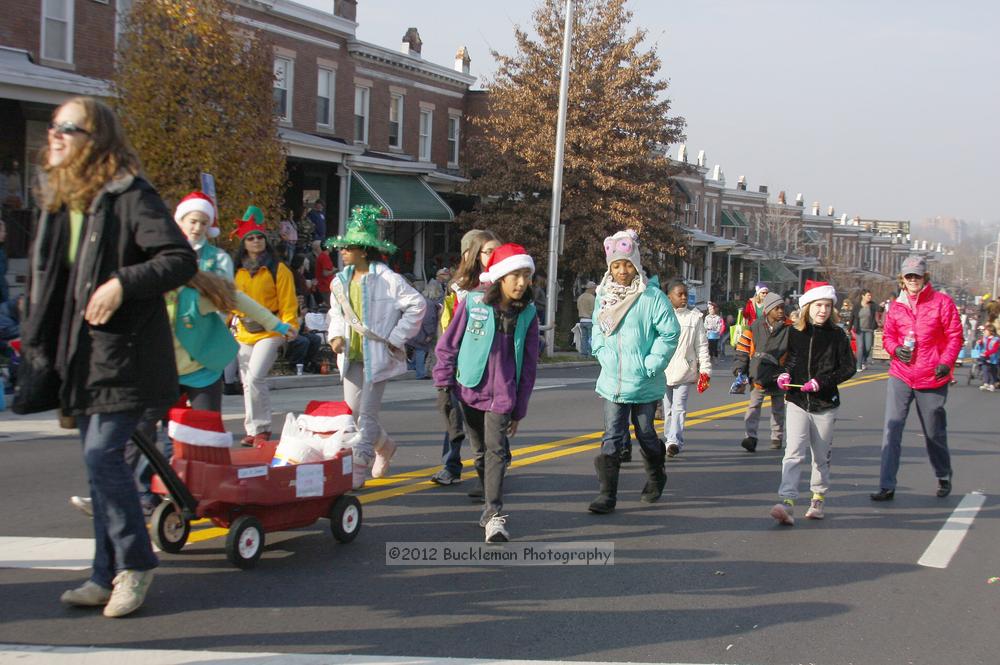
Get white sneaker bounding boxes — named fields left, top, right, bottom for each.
left=103, top=569, right=154, bottom=618
left=352, top=452, right=372, bottom=490
left=60, top=580, right=111, bottom=607
left=805, top=498, right=825, bottom=520
left=70, top=496, right=93, bottom=518
left=484, top=514, right=509, bottom=543
left=371, top=436, right=397, bottom=478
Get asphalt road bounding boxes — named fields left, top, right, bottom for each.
left=0, top=361, right=997, bottom=665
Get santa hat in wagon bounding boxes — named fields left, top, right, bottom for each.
left=174, top=191, right=219, bottom=238
left=798, top=279, right=838, bottom=310
left=167, top=407, right=232, bottom=464
left=299, top=401, right=355, bottom=434
left=479, top=243, right=535, bottom=284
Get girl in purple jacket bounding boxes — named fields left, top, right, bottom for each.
left=433, top=243, right=539, bottom=543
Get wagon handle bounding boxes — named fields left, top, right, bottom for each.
left=131, top=429, right=199, bottom=520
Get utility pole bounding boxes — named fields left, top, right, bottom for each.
left=993, top=227, right=1000, bottom=298
left=544, top=0, right=574, bottom=356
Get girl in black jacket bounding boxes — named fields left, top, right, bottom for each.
left=770, top=280, right=856, bottom=526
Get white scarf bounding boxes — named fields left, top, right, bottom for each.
left=596, top=272, right=646, bottom=335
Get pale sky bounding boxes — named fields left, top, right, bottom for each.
left=304, top=0, right=999, bottom=226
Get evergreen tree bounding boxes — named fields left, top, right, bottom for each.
left=113, top=0, right=286, bottom=241
left=464, top=0, right=686, bottom=282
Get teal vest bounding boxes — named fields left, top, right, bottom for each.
left=174, top=287, right=240, bottom=372
left=198, top=242, right=229, bottom=276
left=456, top=293, right=536, bottom=388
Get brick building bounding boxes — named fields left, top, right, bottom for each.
left=0, top=0, right=477, bottom=283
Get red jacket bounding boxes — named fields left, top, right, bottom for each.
left=883, top=283, right=963, bottom=389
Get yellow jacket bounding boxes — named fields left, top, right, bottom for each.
left=233, top=262, right=298, bottom=345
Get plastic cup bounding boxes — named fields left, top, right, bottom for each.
left=296, top=363, right=304, bottom=376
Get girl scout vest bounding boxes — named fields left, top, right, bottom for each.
left=197, top=242, right=229, bottom=275
left=456, top=292, right=536, bottom=388
left=174, top=287, right=239, bottom=372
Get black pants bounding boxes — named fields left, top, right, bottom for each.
left=459, top=403, right=511, bottom=516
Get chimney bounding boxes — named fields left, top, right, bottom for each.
left=758, top=185, right=768, bottom=194
left=737, top=175, right=747, bottom=191
left=811, top=201, right=820, bottom=215
left=454, top=46, right=471, bottom=74
left=839, top=213, right=848, bottom=225
left=401, top=28, right=423, bottom=57
left=677, top=144, right=687, bottom=163
left=795, top=193, right=804, bottom=206
left=827, top=205, right=835, bottom=217
left=711, top=164, right=722, bottom=181
left=777, top=191, right=786, bottom=205
left=697, top=150, right=706, bottom=167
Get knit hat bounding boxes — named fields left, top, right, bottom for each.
left=230, top=205, right=266, bottom=240
left=479, top=243, right=535, bottom=284
left=324, top=205, right=397, bottom=254
left=603, top=229, right=642, bottom=275
left=755, top=282, right=769, bottom=295
left=298, top=401, right=355, bottom=434
left=174, top=191, right=218, bottom=238
left=799, top=279, right=838, bottom=309
left=167, top=407, right=232, bottom=465
left=900, top=255, right=927, bottom=276
left=761, top=291, right=785, bottom=315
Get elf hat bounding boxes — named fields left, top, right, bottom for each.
left=230, top=205, right=266, bottom=240
left=174, top=191, right=219, bottom=238
left=799, top=279, right=838, bottom=309
left=603, top=229, right=643, bottom=276
left=323, top=205, right=397, bottom=254
left=478, top=243, right=535, bottom=284
left=299, top=401, right=355, bottom=434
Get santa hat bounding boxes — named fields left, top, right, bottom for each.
left=479, top=243, right=535, bottom=284
left=798, top=279, right=838, bottom=309
left=230, top=205, right=266, bottom=240
left=174, top=191, right=219, bottom=238
left=167, top=407, right=232, bottom=464
left=299, top=401, right=355, bottom=434
left=754, top=282, right=769, bottom=295
left=603, top=229, right=643, bottom=276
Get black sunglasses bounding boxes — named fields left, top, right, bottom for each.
left=48, top=121, right=90, bottom=136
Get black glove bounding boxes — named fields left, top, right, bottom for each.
left=894, top=346, right=912, bottom=363
left=934, top=364, right=950, bottom=380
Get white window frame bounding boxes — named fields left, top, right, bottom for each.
left=316, top=67, right=335, bottom=128
left=388, top=93, right=404, bottom=150
left=354, top=85, right=370, bottom=145
left=273, top=56, right=294, bottom=122
left=418, top=109, right=433, bottom=161
left=41, top=0, right=74, bottom=64
left=447, top=114, right=461, bottom=167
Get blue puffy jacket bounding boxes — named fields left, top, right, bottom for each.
left=592, top=280, right=680, bottom=403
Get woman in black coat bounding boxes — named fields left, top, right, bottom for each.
left=18, top=97, right=196, bottom=617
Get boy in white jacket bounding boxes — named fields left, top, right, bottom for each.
left=662, top=280, right=712, bottom=456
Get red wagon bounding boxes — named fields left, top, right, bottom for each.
left=143, top=408, right=361, bottom=569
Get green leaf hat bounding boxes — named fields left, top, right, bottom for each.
left=324, top=205, right=397, bottom=254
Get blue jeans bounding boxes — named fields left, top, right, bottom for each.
left=879, top=376, right=951, bottom=490
left=662, top=383, right=691, bottom=448
left=78, top=410, right=159, bottom=588
left=856, top=330, right=874, bottom=368
left=601, top=399, right=664, bottom=458
left=578, top=320, right=592, bottom=357
left=411, top=347, right=429, bottom=379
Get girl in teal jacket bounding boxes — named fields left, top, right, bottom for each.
left=589, top=230, right=679, bottom=514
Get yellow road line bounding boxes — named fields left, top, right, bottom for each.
left=177, top=372, right=889, bottom=544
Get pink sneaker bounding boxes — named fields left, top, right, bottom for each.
left=371, top=436, right=397, bottom=478
left=770, top=502, right=795, bottom=526
left=352, top=453, right=372, bottom=490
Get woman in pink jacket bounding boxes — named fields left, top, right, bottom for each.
left=871, top=256, right=963, bottom=501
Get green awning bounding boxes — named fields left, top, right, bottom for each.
left=760, top=260, right=798, bottom=284
left=350, top=170, right=455, bottom=222
left=721, top=210, right=748, bottom=228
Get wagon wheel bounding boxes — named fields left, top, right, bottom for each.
left=329, top=495, right=362, bottom=543
left=151, top=500, right=190, bottom=554
left=226, top=515, right=265, bottom=568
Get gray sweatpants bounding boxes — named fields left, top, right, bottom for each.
left=744, top=386, right=786, bottom=442
left=238, top=336, right=284, bottom=435
left=778, top=401, right=836, bottom=501
left=341, top=361, right=389, bottom=464
left=879, top=375, right=951, bottom=490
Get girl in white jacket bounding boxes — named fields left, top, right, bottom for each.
left=662, top=280, right=712, bottom=457
left=326, top=207, right=425, bottom=488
